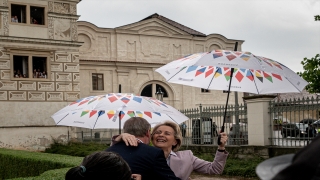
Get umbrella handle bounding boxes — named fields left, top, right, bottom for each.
left=217, top=126, right=225, bottom=145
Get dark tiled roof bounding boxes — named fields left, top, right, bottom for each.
left=140, top=13, right=206, bottom=37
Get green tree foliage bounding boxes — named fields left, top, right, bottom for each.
left=298, top=54, right=320, bottom=93
left=315, top=15, right=320, bottom=21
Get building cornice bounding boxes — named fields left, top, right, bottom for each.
left=0, top=36, right=83, bottom=47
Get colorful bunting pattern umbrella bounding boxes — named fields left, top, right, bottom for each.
left=156, top=50, right=308, bottom=94
left=51, top=93, right=188, bottom=129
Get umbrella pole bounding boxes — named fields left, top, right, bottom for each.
left=218, top=68, right=234, bottom=145
left=119, top=111, right=121, bottom=134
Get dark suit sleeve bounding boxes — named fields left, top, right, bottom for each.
left=153, top=149, right=181, bottom=180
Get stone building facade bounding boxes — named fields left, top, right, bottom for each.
left=78, top=14, right=245, bottom=110
left=0, top=0, right=81, bottom=150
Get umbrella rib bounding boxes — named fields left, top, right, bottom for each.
left=92, top=111, right=102, bottom=129
left=167, top=114, right=179, bottom=124
left=285, top=77, right=303, bottom=93
left=167, top=66, right=187, bottom=81
left=206, top=67, right=220, bottom=90
left=250, top=70, right=260, bottom=94
left=56, top=114, right=69, bottom=125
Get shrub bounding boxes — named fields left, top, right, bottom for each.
left=45, top=141, right=108, bottom=157
left=0, top=148, right=82, bottom=179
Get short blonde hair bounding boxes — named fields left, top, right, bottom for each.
left=151, top=121, right=182, bottom=152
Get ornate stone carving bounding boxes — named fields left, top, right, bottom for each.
left=19, top=81, right=36, bottom=90
left=73, top=73, right=80, bottom=82
left=38, top=82, right=54, bottom=91
left=1, top=70, right=10, bottom=79
left=140, top=37, right=169, bottom=58
left=47, top=92, right=63, bottom=101
left=28, top=92, right=45, bottom=101
left=65, top=92, right=80, bottom=101
left=55, top=53, right=71, bottom=62
left=9, top=91, right=26, bottom=100
left=50, top=63, right=63, bottom=71
left=0, top=60, right=10, bottom=69
left=127, top=40, right=136, bottom=59
left=54, top=2, right=70, bottom=14
left=48, top=17, right=54, bottom=39
left=70, top=4, right=77, bottom=15
left=71, top=21, right=78, bottom=41
left=0, top=91, right=7, bottom=100
left=54, top=19, right=71, bottom=40
left=3, top=13, right=9, bottom=36
left=3, top=0, right=8, bottom=6
left=48, top=1, right=54, bottom=12
left=0, top=81, right=17, bottom=90
left=64, top=63, right=79, bottom=72
left=56, top=73, right=72, bottom=81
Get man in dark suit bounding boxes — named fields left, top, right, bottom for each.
left=106, top=117, right=180, bottom=180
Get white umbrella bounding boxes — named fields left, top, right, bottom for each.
left=51, top=93, right=189, bottom=129
left=156, top=50, right=308, bottom=94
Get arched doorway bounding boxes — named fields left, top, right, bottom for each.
left=139, top=81, right=174, bottom=105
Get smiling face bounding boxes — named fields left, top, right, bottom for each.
left=152, top=125, right=177, bottom=151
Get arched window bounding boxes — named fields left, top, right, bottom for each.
left=141, top=83, right=168, bottom=98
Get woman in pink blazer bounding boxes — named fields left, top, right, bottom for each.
left=114, top=121, right=228, bottom=180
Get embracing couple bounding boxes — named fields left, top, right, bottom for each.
left=106, top=117, right=229, bottom=180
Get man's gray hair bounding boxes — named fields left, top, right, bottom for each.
left=123, top=117, right=151, bottom=137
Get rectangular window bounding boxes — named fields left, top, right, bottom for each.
left=11, top=4, right=27, bottom=23
left=201, top=88, right=210, bottom=93
left=13, top=54, right=48, bottom=79
left=92, top=73, right=104, bottom=90
left=10, top=3, right=46, bottom=26
left=30, top=6, right=45, bottom=25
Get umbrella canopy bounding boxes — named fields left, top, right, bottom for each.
left=51, top=93, right=189, bottom=129
left=156, top=50, right=308, bottom=94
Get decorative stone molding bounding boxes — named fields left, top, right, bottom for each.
left=3, top=0, right=8, bottom=6
left=0, top=50, right=3, bottom=58
left=72, top=54, right=79, bottom=62
left=0, top=81, right=17, bottom=90
left=38, top=82, right=55, bottom=91
left=54, top=19, right=71, bottom=41
left=48, top=1, right=54, bottom=12
left=73, top=83, right=80, bottom=91
left=56, top=73, right=72, bottom=81
left=19, top=81, right=36, bottom=91
left=55, top=53, right=71, bottom=62
left=56, top=82, right=72, bottom=91
left=28, top=92, right=45, bottom=101
left=54, top=2, right=70, bottom=14
left=71, top=21, right=78, bottom=41
left=64, top=63, right=79, bottom=72
left=73, top=73, right=80, bottom=82
left=140, top=36, right=169, bottom=58
left=0, top=91, right=7, bottom=100
left=50, top=63, right=63, bottom=72
left=2, top=13, right=9, bottom=36
left=1, top=70, right=10, bottom=79
left=47, top=92, right=63, bottom=101
left=48, top=17, right=54, bottom=39
left=0, top=60, right=10, bottom=69
left=70, top=3, right=77, bottom=15
left=65, top=92, right=80, bottom=101
left=9, top=91, right=26, bottom=100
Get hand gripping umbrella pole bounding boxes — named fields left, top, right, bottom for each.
left=217, top=67, right=234, bottom=145
left=218, top=42, right=238, bottom=145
